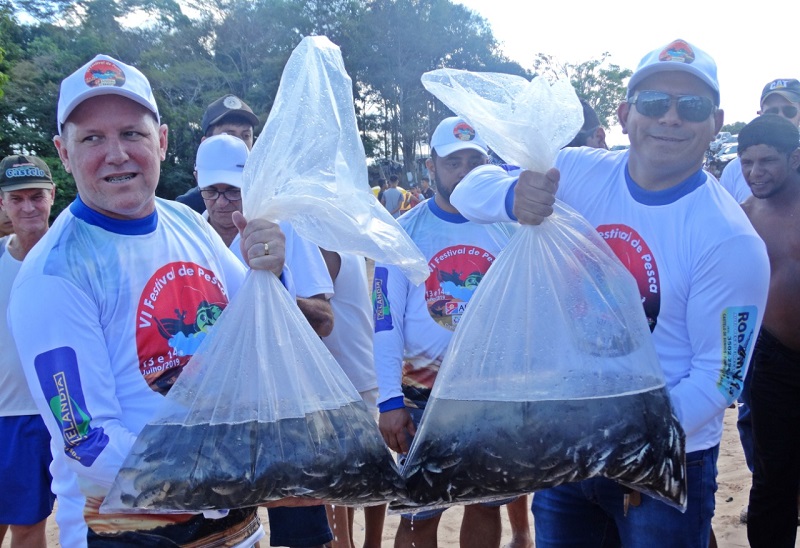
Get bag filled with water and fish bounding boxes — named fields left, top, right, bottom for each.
left=99, top=270, right=405, bottom=513
left=388, top=69, right=686, bottom=514
left=100, top=36, right=427, bottom=513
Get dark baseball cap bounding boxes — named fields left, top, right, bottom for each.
left=201, top=94, right=259, bottom=135
left=760, top=79, right=800, bottom=105
left=0, top=155, right=54, bottom=192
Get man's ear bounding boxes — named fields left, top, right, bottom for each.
left=713, top=109, right=725, bottom=135
left=618, top=102, right=630, bottom=135
left=789, top=147, right=800, bottom=171
left=425, top=157, right=436, bottom=178
left=53, top=135, right=72, bottom=174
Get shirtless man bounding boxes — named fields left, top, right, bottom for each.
left=738, top=113, right=800, bottom=548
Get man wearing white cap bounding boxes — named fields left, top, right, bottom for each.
left=176, top=93, right=261, bottom=213
left=7, top=53, right=303, bottom=547
left=450, top=39, right=770, bottom=546
left=195, top=134, right=336, bottom=548
left=373, top=116, right=530, bottom=548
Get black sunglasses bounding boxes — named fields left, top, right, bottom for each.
left=629, top=91, right=716, bottom=123
left=762, top=105, right=799, bottom=119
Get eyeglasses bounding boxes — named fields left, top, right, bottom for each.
left=200, top=187, right=242, bottom=201
left=762, top=105, right=799, bottom=119
left=629, top=91, right=716, bottom=123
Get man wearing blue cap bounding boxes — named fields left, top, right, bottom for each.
left=450, top=39, right=770, bottom=547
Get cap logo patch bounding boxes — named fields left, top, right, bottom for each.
left=658, top=40, right=695, bottom=65
left=5, top=165, right=47, bottom=179
left=452, top=122, right=476, bottom=142
left=769, top=80, right=791, bottom=91
left=84, top=60, right=126, bottom=88
left=223, top=96, right=243, bottom=109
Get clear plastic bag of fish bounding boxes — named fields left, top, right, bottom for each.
left=391, top=69, right=687, bottom=513
left=100, top=270, right=405, bottom=513
left=100, top=36, right=425, bottom=513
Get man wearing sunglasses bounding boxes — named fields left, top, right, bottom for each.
left=449, top=39, right=770, bottom=548
left=719, top=79, right=800, bottom=203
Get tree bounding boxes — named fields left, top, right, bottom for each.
left=1, top=0, right=529, bottom=213
left=533, top=52, right=632, bottom=130
left=0, top=1, right=15, bottom=100
left=721, top=121, right=746, bottom=135
left=351, top=0, right=528, bottom=179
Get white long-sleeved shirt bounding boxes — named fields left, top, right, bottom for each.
left=451, top=148, right=770, bottom=453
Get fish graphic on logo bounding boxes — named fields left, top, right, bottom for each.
left=136, top=263, right=228, bottom=394
left=658, top=39, right=695, bottom=65
left=452, top=122, right=477, bottom=142
left=426, top=245, right=493, bottom=331
left=84, top=59, right=126, bottom=87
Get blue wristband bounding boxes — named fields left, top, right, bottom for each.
left=379, top=396, right=405, bottom=413
left=505, top=179, right=519, bottom=222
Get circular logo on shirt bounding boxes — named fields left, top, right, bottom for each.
left=84, top=60, right=126, bottom=88
left=597, top=224, right=661, bottom=331
left=425, top=245, right=494, bottom=331
left=135, top=262, right=229, bottom=395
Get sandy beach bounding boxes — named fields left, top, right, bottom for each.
left=8, top=406, right=771, bottom=547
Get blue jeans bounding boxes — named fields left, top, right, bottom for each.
left=747, top=329, right=800, bottom=548
left=532, top=445, right=719, bottom=548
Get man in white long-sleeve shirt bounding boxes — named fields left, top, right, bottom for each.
left=450, top=39, right=770, bottom=548
left=372, top=117, right=528, bottom=548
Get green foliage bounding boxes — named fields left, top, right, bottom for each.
left=2, top=0, right=632, bottom=218
left=721, top=121, right=746, bottom=135
left=351, top=0, right=529, bottom=178
left=533, top=52, right=632, bottom=130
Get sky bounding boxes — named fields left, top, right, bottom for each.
left=452, top=0, right=796, bottom=147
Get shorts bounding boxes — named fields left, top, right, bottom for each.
left=0, top=414, right=56, bottom=524
left=399, top=406, right=515, bottom=521
left=267, top=505, right=333, bottom=546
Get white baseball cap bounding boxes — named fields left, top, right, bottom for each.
left=195, top=134, right=249, bottom=188
left=430, top=116, right=488, bottom=157
left=627, top=39, right=720, bottom=105
left=57, top=54, right=160, bottom=134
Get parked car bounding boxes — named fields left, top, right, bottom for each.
left=710, top=132, right=734, bottom=154
left=707, top=142, right=738, bottom=177
left=716, top=142, right=738, bottom=165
